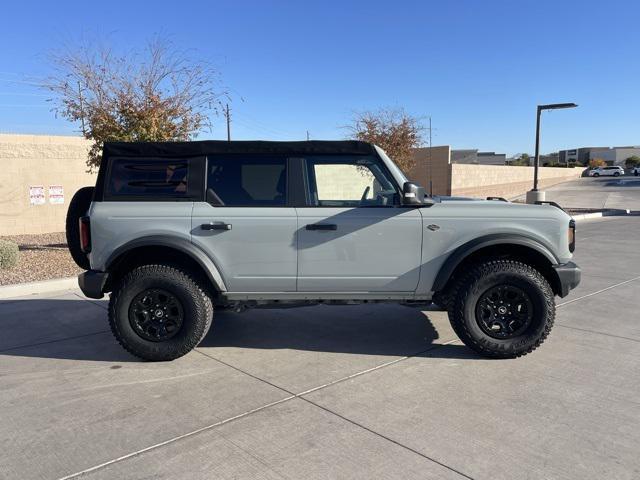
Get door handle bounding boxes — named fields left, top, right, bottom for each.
left=201, top=222, right=232, bottom=231
left=306, top=223, right=337, bottom=231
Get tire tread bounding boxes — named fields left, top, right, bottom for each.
left=108, top=264, right=213, bottom=361
left=448, top=259, right=555, bottom=359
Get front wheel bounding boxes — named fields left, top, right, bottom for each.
left=614, top=172, right=620, bottom=177
left=448, top=260, right=555, bottom=358
left=109, top=264, right=213, bottom=361
left=592, top=173, right=600, bottom=177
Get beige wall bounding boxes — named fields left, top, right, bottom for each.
left=450, top=164, right=583, bottom=199
left=406, top=146, right=452, bottom=196
left=405, top=145, right=583, bottom=199
left=0, top=134, right=95, bottom=236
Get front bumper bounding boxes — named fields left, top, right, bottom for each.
left=78, top=270, right=109, bottom=299
left=553, top=261, right=581, bottom=297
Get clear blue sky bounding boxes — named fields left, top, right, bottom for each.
left=0, top=0, right=638, bottom=155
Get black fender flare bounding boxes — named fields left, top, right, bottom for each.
left=432, top=234, right=559, bottom=292
left=105, top=235, right=227, bottom=292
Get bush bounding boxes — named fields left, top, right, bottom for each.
left=589, top=158, right=607, bottom=168
left=0, top=240, right=19, bottom=270
left=625, top=156, right=640, bottom=168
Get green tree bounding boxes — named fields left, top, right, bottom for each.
left=625, top=156, right=640, bottom=168
left=510, top=153, right=530, bottom=166
left=346, top=108, right=424, bottom=173
left=45, top=38, right=226, bottom=171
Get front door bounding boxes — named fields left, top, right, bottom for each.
left=192, top=155, right=297, bottom=292
left=296, top=155, right=423, bottom=292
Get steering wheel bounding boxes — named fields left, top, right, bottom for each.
left=360, top=186, right=371, bottom=203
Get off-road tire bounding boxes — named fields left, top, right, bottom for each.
left=65, top=186, right=94, bottom=270
left=109, top=264, right=213, bottom=361
left=448, top=259, right=555, bottom=359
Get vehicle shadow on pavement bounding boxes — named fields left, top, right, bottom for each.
left=0, top=298, right=139, bottom=363
left=0, top=300, right=477, bottom=362
left=200, top=304, right=478, bottom=359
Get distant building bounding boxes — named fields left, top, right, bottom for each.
left=451, top=149, right=506, bottom=165
left=540, top=152, right=559, bottom=166
left=559, top=146, right=640, bottom=166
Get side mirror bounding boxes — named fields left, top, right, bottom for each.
left=401, top=182, right=434, bottom=206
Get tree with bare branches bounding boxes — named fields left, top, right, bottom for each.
left=45, top=38, right=226, bottom=170
left=346, top=108, right=424, bottom=173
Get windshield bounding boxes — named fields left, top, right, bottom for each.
left=374, top=145, right=408, bottom=185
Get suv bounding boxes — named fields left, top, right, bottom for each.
left=589, top=165, right=624, bottom=177
left=67, top=141, right=580, bottom=361
left=633, top=165, right=640, bottom=176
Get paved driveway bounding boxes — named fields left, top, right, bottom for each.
left=1, top=217, right=639, bottom=480
left=527, top=175, right=640, bottom=210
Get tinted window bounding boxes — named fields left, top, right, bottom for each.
left=304, top=156, right=398, bottom=207
left=207, top=156, right=286, bottom=206
left=107, top=159, right=190, bottom=198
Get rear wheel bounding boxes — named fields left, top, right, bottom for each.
left=108, top=264, right=213, bottom=361
left=448, top=259, right=555, bottom=358
left=66, top=186, right=94, bottom=270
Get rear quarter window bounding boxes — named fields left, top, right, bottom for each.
left=104, top=157, right=203, bottom=200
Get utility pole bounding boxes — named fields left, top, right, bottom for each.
left=225, top=103, right=231, bottom=141
left=427, top=116, right=433, bottom=195
left=306, top=130, right=310, bottom=141
left=77, top=81, right=86, bottom=136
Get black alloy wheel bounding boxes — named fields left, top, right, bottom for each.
left=475, top=285, right=533, bottom=339
left=129, top=288, right=184, bottom=342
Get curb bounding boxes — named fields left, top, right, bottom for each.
left=572, top=209, right=631, bottom=221
left=0, top=277, right=78, bottom=300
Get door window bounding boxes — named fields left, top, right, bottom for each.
left=304, top=156, right=398, bottom=207
left=207, top=156, right=287, bottom=206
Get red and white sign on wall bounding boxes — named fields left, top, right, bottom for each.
left=49, top=185, right=64, bottom=205
left=29, top=185, right=45, bottom=205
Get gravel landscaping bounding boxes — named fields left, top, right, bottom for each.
left=0, top=232, right=81, bottom=286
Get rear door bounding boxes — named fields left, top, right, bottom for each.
left=191, top=155, right=297, bottom=292
left=296, top=155, right=423, bottom=292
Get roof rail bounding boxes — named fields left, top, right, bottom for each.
left=486, top=196, right=508, bottom=202
left=535, top=200, right=565, bottom=211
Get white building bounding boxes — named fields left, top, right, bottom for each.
left=559, top=146, right=640, bottom=166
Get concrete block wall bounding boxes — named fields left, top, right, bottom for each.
left=450, top=164, right=583, bottom=199
left=0, top=134, right=96, bottom=236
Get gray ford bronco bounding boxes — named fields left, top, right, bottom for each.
left=66, top=140, right=581, bottom=361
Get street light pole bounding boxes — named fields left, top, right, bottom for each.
left=533, top=106, right=542, bottom=191
left=526, top=102, right=578, bottom=204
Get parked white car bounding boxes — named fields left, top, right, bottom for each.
left=633, top=166, right=640, bottom=176
left=589, top=166, right=625, bottom=177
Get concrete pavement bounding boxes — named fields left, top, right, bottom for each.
left=523, top=175, right=640, bottom=211
left=1, top=216, right=639, bottom=480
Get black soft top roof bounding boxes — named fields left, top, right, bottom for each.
left=103, top=140, right=375, bottom=159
